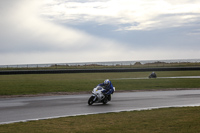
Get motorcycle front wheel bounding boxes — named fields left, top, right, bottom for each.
left=88, top=96, right=95, bottom=105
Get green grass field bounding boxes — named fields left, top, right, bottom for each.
left=0, top=71, right=200, bottom=95
left=1, top=107, right=200, bottom=133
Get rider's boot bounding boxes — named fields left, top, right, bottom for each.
left=107, top=94, right=111, bottom=101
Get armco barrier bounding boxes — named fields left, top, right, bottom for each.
left=0, top=67, right=200, bottom=75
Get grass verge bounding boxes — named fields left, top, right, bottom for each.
left=0, top=106, right=200, bottom=133
left=0, top=71, right=200, bottom=95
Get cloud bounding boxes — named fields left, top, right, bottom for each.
left=0, top=0, right=200, bottom=65
left=0, top=0, right=137, bottom=64
left=41, top=0, right=200, bottom=30
left=0, top=0, right=124, bottom=53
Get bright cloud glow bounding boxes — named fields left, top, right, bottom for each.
left=41, top=0, right=200, bottom=30
left=0, top=0, right=134, bottom=64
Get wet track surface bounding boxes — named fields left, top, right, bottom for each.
left=0, top=90, right=200, bottom=124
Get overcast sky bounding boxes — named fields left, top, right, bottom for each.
left=1, top=0, right=200, bottom=65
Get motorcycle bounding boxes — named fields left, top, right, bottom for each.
left=88, top=86, right=115, bottom=105
left=149, top=72, right=157, bottom=78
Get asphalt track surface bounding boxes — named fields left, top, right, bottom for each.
left=1, top=90, right=200, bottom=125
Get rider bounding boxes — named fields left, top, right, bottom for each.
left=98, top=79, right=114, bottom=101
left=149, top=72, right=157, bottom=78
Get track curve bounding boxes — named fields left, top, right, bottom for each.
left=0, top=90, right=200, bottom=124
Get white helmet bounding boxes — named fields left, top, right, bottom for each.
left=104, top=79, right=110, bottom=86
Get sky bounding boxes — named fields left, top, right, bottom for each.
left=0, top=0, right=200, bottom=65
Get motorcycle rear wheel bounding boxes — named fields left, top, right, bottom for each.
left=102, top=98, right=108, bottom=104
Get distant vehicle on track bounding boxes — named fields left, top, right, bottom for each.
left=149, top=72, right=157, bottom=78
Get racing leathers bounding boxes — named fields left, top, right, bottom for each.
left=98, top=80, right=114, bottom=100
